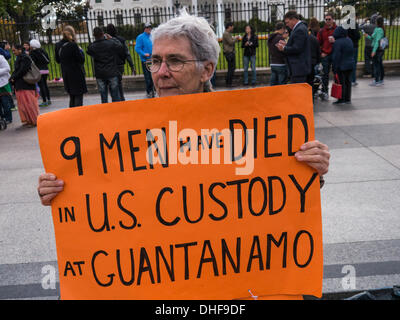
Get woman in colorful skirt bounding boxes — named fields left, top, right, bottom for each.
left=10, top=44, right=39, bottom=127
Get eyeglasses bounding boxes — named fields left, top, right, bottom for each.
left=325, top=18, right=332, bottom=21
left=145, top=57, right=205, bottom=73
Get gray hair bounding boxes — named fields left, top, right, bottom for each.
left=151, top=10, right=220, bottom=80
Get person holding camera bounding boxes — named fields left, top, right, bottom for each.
left=241, top=25, right=258, bottom=86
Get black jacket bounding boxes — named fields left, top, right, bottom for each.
left=309, top=33, right=321, bottom=66
left=267, top=32, right=286, bottom=65
left=283, top=22, right=311, bottom=77
left=241, top=33, right=258, bottom=57
left=347, top=24, right=361, bottom=49
left=55, top=39, right=87, bottom=95
left=115, top=35, right=134, bottom=69
left=30, top=48, right=50, bottom=71
left=87, top=37, right=124, bottom=79
left=10, top=53, right=36, bottom=91
left=332, top=27, right=355, bottom=73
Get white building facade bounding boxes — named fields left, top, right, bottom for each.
left=88, top=0, right=327, bottom=37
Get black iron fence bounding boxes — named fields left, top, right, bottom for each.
left=1, top=0, right=400, bottom=80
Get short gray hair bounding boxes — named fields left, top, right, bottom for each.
left=151, top=10, right=220, bottom=72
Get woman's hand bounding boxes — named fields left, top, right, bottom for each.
left=371, top=51, right=376, bottom=58
left=294, top=140, right=330, bottom=176
left=37, top=173, right=64, bottom=206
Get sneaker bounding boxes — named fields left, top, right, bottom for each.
left=47, top=100, right=52, bottom=105
left=332, top=100, right=345, bottom=105
left=351, top=82, right=358, bottom=86
left=39, top=101, right=48, bottom=107
left=321, top=92, right=329, bottom=101
left=375, top=81, right=383, bottom=87
left=369, top=81, right=377, bottom=87
left=344, top=100, right=352, bottom=104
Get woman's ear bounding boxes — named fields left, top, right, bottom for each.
left=201, top=61, right=215, bottom=83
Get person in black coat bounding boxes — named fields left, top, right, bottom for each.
left=87, top=27, right=124, bottom=104
left=276, top=11, right=311, bottom=83
left=105, top=24, right=136, bottom=101
left=332, top=26, right=354, bottom=104
left=29, top=39, right=51, bottom=106
left=241, top=25, right=258, bottom=86
left=347, top=23, right=361, bottom=85
left=55, top=25, right=87, bottom=108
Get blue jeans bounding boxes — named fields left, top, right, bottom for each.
left=270, top=65, right=288, bottom=86
left=243, top=55, right=256, bottom=85
left=0, top=94, right=13, bottom=122
left=351, top=47, right=358, bottom=83
left=96, top=77, right=121, bottom=104
left=373, top=51, right=384, bottom=83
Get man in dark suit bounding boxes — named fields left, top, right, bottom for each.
left=276, top=11, right=311, bottom=84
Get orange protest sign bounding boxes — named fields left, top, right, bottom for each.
left=37, top=84, right=323, bottom=300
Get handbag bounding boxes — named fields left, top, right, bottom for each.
left=23, top=57, right=41, bottom=84
left=331, top=73, right=342, bottom=99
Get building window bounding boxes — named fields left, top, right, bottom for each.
left=271, top=5, right=277, bottom=23
left=153, top=8, right=160, bottom=25
left=134, top=13, right=142, bottom=25
left=114, top=0, right=121, bottom=2
left=252, top=6, right=259, bottom=19
left=116, top=13, right=123, bottom=26
left=95, top=0, right=102, bottom=3
left=225, top=8, right=231, bottom=22
left=308, top=4, right=314, bottom=18
left=97, top=15, right=104, bottom=27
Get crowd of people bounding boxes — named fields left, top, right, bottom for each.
left=0, top=10, right=389, bottom=129
left=222, top=10, right=388, bottom=105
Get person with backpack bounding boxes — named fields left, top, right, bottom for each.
left=29, top=39, right=51, bottom=107
left=364, top=16, right=385, bottom=86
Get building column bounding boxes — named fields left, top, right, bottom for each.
left=217, top=0, right=224, bottom=38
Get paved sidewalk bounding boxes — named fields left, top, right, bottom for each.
left=0, top=78, right=399, bottom=299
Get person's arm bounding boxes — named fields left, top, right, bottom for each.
left=86, top=43, right=94, bottom=57
left=254, top=35, right=259, bottom=48
left=223, top=32, right=236, bottom=46
left=123, top=40, right=135, bottom=71
left=284, top=28, right=307, bottom=55
left=0, top=57, right=10, bottom=76
left=331, top=42, right=340, bottom=73
left=0, top=48, right=11, bottom=60
left=134, top=35, right=147, bottom=58
left=55, top=43, right=61, bottom=64
left=241, top=35, right=247, bottom=48
left=72, top=43, right=85, bottom=64
left=372, top=28, right=384, bottom=53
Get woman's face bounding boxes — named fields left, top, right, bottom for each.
left=151, top=36, right=214, bottom=98
left=12, top=46, right=22, bottom=56
left=23, top=43, right=30, bottom=51
left=245, top=26, right=251, bottom=34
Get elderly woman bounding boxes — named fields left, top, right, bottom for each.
left=38, top=12, right=330, bottom=205
left=37, top=13, right=330, bottom=299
